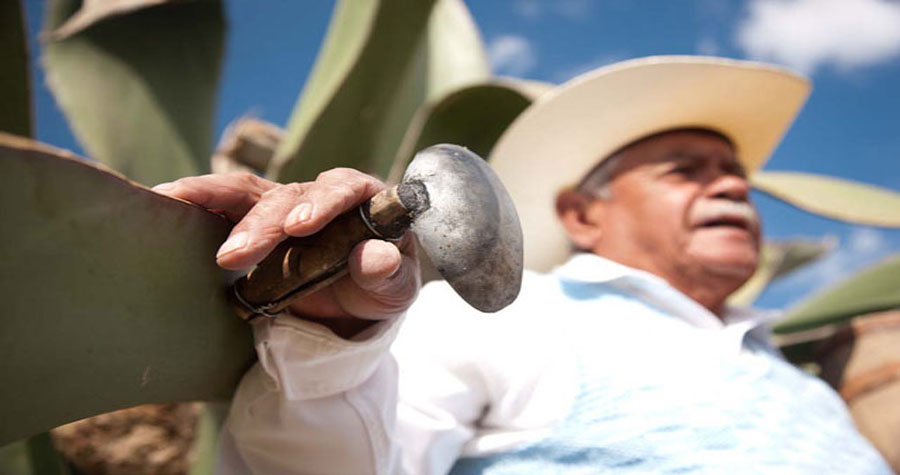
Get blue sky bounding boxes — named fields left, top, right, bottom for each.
left=22, top=0, right=900, bottom=311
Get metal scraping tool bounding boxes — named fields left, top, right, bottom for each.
left=229, top=144, right=523, bottom=320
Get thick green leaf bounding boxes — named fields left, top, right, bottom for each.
left=0, top=439, right=30, bottom=475
left=422, top=0, right=491, bottom=100
left=48, top=0, right=170, bottom=39
left=272, top=0, right=490, bottom=182
left=187, top=403, right=227, bottom=475
left=387, top=80, right=551, bottom=182
left=0, top=135, right=252, bottom=445
left=24, top=433, right=69, bottom=475
left=42, top=0, right=224, bottom=185
left=0, top=0, right=32, bottom=136
left=773, top=254, right=900, bottom=334
left=751, top=171, right=900, bottom=227
left=0, top=433, right=68, bottom=475
left=728, top=239, right=833, bottom=306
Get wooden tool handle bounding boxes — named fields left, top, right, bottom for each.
left=229, top=183, right=427, bottom=320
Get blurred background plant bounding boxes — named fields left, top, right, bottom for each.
left=1, top=0, right=899, bottom=473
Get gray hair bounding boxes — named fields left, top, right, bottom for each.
left=576, top=152, right=624, bottom=200
left=575, top=128, right=734, bottom=200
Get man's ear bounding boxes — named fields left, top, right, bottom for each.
left=556, top=189, right=604, bottom=251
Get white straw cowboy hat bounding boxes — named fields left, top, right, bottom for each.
left=489, top=55, right=811, bottom=272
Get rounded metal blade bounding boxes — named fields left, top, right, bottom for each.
left=404, top=144, right=523, bottom=312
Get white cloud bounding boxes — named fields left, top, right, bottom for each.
left=552, top=53, right=628, bottom=83
left=696, top=36, right=720, bottom=56
left=512, top=0, right=541, bottom=19
left=848, top=227, right=887, bottom=254
left=511, top=0, right=592, bottom=20
left=693, top=0, right=731, bottom=20
left=813, top=228, right=890, bottom=282
left=487, top=35, right=537, bottom=76
left=556, top=0, right=592, bottom=19
left=736, top=0, right=900, bottom=74
left=771, top=227, right=900, bottom=303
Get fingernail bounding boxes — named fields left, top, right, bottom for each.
left=287, top=203, right=313, bottom=226
left=217, top=231, right=249, bottom=258
left=153, top=182, right=176, bottom=192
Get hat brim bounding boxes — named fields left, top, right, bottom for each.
left=489, top=56, right=811, bottom=271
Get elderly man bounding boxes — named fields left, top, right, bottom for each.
left=157, top=57, right=890, bottom=473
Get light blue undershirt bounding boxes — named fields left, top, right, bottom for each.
left=450, top=255, right=890, bottom=474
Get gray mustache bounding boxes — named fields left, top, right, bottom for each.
left=690, top=200, right=759, bottom=228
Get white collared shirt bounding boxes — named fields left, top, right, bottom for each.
left=220, top=254, right=886, bottom=474
left=392, top=254, right=783, bottom=474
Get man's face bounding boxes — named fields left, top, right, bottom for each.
left=580, top=130, right=761, bottom=286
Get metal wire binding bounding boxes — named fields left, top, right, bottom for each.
left=359, top=205, right=386, bottom=239
left=232, top=286, right=280, bottom=320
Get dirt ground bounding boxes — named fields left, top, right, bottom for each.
left=51, top=403, right=200, bottom=475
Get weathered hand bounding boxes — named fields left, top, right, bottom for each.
left=152, top=170, right=419, bottom=334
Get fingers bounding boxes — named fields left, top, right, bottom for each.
left=153, top=173, right=286, bottom=269
left=156, top=169, right=387, bottom=271
left=152, top=173, right=277, bottom=222
left=283, top=168, right=385, bottom=237
left=334, top=236, right=420, bottom=319
left=218, top=168, right=387, bottom=270
left=215, top=182, right=311, bottom=269
left=348, top=239, right=405, bottom=291
left=154, top=168, right=412, bottom=323
left=287, top=235, right=419, bottom=320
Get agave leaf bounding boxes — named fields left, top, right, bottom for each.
left=25, top=433, right=69, bottom=475
left=423, top=0, right=491, bottom=100
left=42, top=0, right=224, bottom=185
left=49, top=0, right=171, bottom=39
left=0, top=432, right=70, bottom=475
left=773, top=254, right=900, bottom=334
left=388, top=79, right=552, bottom=183
left=187, top=403, right=227, bottom=475
left=728, top=238, right=834, bottom=306
left=272, top=0, right=490, bottom=183
left=0, top=438, right=29, bottom=475
left=0, top=0, right=31, bottom=137
left=0, top=134, right=252, bottom=445
left=751, top=171, right=900, bottom=227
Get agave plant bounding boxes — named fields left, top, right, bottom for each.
left=773, top=253, right=900, bottom=359
left=726, top=173, right=900, bottom=329
left=2, top=0, right=900, bottom=472
left=0, top=0, right=548, bottom=471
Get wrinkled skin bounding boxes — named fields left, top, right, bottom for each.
left=153, top=168, right=420, bottom=337
left=556, top=130, right=760, bottom=316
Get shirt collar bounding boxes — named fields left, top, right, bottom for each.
left=552, top=253, right=779, bottom=331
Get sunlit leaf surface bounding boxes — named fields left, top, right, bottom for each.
left=0, top=432, right=70, bottom=475
left=187, top=403, right=227, bottom=475
left=42, top=0, right=224, bottom=185
left=388, top=80, right=551, bottom=182
left=48, top=0, right=171, bottom=39
left=0, top=135, right=252, bottom=445
left=774, top=254, right=900, bottom=334
left=272, top=0, right=490, bottom=182
left=751, top=171, right=900, bottom=227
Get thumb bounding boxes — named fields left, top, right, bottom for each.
left=333, top=238, right=420, bottom=319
